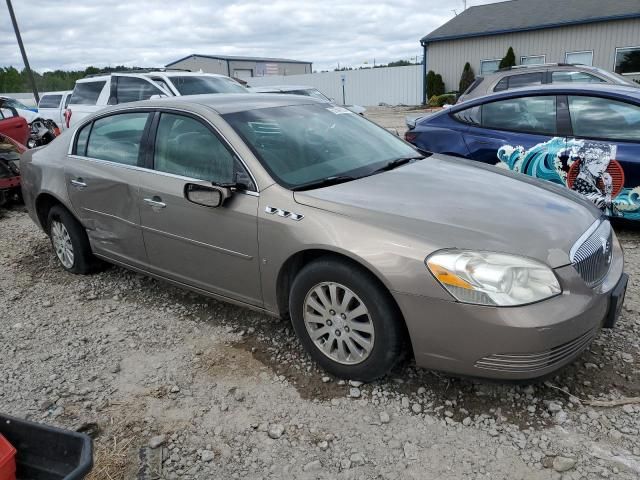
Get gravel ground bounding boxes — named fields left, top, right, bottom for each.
left=1, top=114, right=639, bottom=479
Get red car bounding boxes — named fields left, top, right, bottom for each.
left=0, top=103, right=29, bottom=146
left=0, top=133, right=26, bottom=206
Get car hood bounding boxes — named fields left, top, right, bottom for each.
left=293, top=155, right=600, bottom=268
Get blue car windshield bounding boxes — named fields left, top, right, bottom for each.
left=224, top=103, right=418, bottom=189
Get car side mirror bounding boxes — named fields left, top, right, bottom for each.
left=149, top=94, right=168, bottom=100
left=185, top=184, right=231, bottom=208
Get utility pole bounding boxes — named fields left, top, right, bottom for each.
left=6, top=0, right=39, bottom=103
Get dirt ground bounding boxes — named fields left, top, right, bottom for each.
left=1, top=109, right=639, bottom=479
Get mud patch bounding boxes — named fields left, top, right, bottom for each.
left=234, top=335, right=349, bottom=401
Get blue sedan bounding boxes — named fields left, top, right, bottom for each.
left=405, top=84, right=640, bottom=220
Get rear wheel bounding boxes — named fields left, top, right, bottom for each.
left=289, top=257, right=404, bottom=381
left=47, top=205, right=102, bottom=274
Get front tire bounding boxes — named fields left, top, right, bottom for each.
left=47, top=205, right=101, bottom=274
left=289, top=257, right=404, bottom=381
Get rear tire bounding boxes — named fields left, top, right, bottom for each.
left=289, top=257, right=404, bottom=381
left=47, top=205, right=101, bottom=274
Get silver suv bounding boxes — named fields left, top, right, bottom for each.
left=20, top=94, right=626, bottom=381
left=458, top=64, right=637, bottom=103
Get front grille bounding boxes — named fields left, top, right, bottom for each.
left=571, top=220, right=612, bottom=287
left=475, top=329, right=596, bottom=373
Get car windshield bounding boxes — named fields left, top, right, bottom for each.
left=223, top=104, right=418, bottom=189
left=169, top=76, right=248, bottom=95
left=289, top=89, right=331, bottom=101
left=591, top=67, right=638, bottom=87
left=4, top=98, right=31, bottom=110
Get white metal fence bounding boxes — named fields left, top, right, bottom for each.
left=0, top=92, right=37, bottom=107
left=2, top=65, right=425, bottom=108
left=247, top=65, right=424, bottom=107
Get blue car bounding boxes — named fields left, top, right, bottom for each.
left=405, top=84, right=640, bottom=220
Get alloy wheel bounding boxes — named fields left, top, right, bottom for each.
left=303, top=282, right=375, bottom=365
left=51, top=219, right=75, bottom=269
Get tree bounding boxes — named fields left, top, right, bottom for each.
left=426, top=70, right=436, bottom=99
left=499, top=47, right=516, bottom=69
left=433, top=74, right=445, bottom=97
left=458, top=62, right=475, bottom=93
left=426, top=70, right=445, bottom=99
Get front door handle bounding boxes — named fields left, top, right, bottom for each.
left=144, top=197, right=167, bottom=209
left=70, top=178, right=87, bottom=189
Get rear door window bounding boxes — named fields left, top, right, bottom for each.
left=70, top=81, right=106, bottom=105
left=551, top=71, right=605, bottom=84
left=506, top=72, right=544, bottom=89
left=39, top=95, right=62, bottom=109
left=74, top=123, right=92, bottom=156
left=86, top=112, right=150, bottom=165
left=116, top=77, right=165, bottom=103
left=481, top=96, right=557, bottom=135
left=493, top=73, right=544, bottom=92
left=568, top=96, right=640, bottom=141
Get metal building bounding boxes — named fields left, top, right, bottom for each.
left=165, top=54, right=312, bottom=80
left=420, top=0, right=640, bottom=102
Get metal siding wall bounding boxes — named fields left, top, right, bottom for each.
left=248, top=65, right=423, bottom=106
left=169, top=57, right=229, bottom=75
left=427, top=18, right=640, bottom=90
left=169, top=58, right=311, bottom=77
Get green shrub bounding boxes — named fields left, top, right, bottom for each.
left=429, top=93, right=456, bottom=108
left=433, top=74, right=445, bottom=96
left=426, top=70, right=446, bottom=99
left=459, top=62, right=476, bottom=93
left=499, top=47, right=516, bottom=69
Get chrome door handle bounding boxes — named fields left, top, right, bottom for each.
left=144, top=197, right=166, bottom=209
left=70, top=178, right=87, bottom=189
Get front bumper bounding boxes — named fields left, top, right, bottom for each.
left=394, top=250, right=625, bottom=380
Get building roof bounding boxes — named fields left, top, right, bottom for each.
left=422, top=0, right=640, bottom=43
left=166, top=54, right=312, bottom=67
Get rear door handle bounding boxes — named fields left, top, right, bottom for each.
left=144, top=197, right=167, bottom=209
left=70, top=178, right=87, bottom=189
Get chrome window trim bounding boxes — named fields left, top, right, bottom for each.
left=66, top=105, right=260, bottom=193
left=569, top=218, right=603, bottom=261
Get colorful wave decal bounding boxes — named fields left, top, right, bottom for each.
left=496, top=137, right=640, bottom=219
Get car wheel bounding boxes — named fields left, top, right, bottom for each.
left=47, top=205, right=101, bottom=274
left=289, top=257, right=404, bottom=381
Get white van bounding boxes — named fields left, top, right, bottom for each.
left=37, top=91, right=72, bottom=130
left=66, top=70, right=248, bottom=127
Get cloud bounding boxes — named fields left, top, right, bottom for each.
left=0, top=0, right=499, bottom=72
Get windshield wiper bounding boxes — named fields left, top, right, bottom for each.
left=369, top=155, right=425, bottom=175
left=291, top=175, right=357, bottom=191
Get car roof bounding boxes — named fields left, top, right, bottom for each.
left=40, top=90, right=72, bottom=96
left=99, top=93, right=325, bottom=115
left=76, top=71, right=228, bottom=82
left=456, top=83, right=640, bottom=107
left=251, top=85, right=314, bottom=92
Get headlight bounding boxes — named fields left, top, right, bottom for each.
left=426, top=250, right=561, bottom=306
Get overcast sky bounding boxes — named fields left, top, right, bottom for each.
left=1, top=0, right=499, bottom=72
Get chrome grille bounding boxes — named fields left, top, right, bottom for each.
left=475, top=329, right=596, bottom=373
left=570, top=220, right=612, bottom=287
